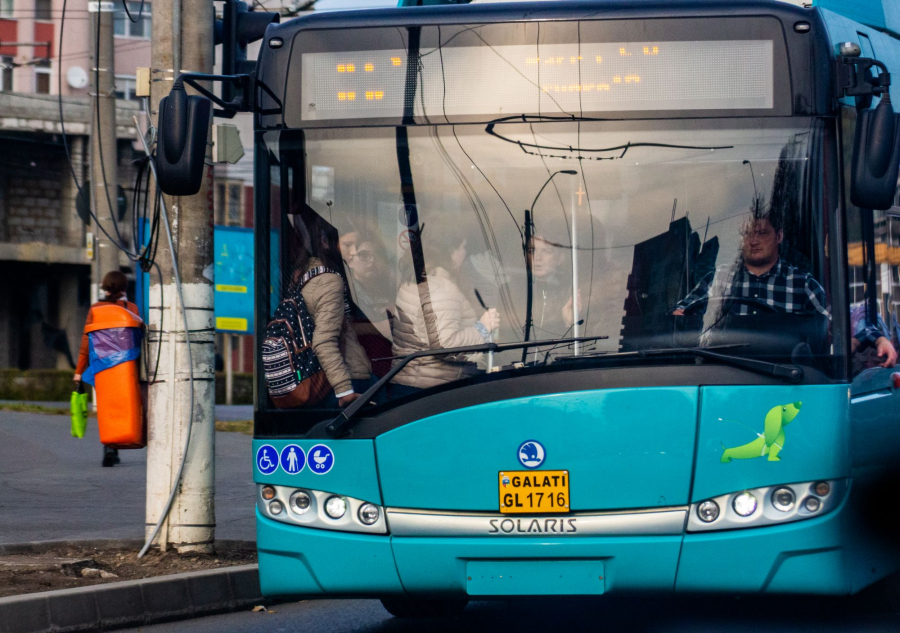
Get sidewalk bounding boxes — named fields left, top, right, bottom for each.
left=0, top=406, right=256, bottom=544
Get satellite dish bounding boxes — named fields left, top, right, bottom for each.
left=67, top=66, right=88, bottom=89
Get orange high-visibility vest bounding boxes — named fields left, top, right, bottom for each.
left=84, top=304, right=145, bottom=448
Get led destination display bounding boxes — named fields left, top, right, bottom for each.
left=301, top=39, right=774, bottom=120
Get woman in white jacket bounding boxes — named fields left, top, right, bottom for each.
left=389, top=221, right=500, bottom=398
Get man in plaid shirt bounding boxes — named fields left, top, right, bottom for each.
left=672, top=216, right=896, bottom=367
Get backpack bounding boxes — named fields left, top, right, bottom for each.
left=262, top=267, right=338, bottom=408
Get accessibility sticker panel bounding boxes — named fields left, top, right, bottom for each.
left=256, top=444, right=278, bottom=475
left=279, top=444, right=306, bottom=475
left=308, top=444, right=335, bottom=475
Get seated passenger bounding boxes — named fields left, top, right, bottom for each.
left=345, top=230, right=395, bottom=377
left=850, top=303, right=899, bottom=370
left=290, top=207, right=373, bottom=407
left=671, top=215, right=896, bottom=367
left=389, top=221, right=500, bottom=397
left=527, top=235, right=580, bottom=340
left=347, top=233, right=395, bottom=335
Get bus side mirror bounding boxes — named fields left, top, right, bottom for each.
left=156, top=83, right=211, bottom=196
left=851, top=97, right=900, bottom=210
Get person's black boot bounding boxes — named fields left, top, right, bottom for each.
left=102, top=446, right=116, bottom=467
left=112, top=448, right=120, bottom=464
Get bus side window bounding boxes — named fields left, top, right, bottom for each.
left=844, top=105, right=900, bottom=374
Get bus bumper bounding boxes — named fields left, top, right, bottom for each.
left=256, top=511, right=404, bottom=598
left=677, top=500, right=849, bottom=594
left=257, top=495, right=889, bottom=598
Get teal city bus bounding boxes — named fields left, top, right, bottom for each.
left=157, top=0, right=900, bottom=617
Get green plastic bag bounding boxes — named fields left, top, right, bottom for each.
left=70, top=382, right=88, bottom=439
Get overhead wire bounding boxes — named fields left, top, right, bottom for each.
left=434, top=26, right=522, bottom=332
left=93, top=1, right=133, bottom=253
left=121, top=0, right=147, bottom=22
left=59, top=0, right=136, bottom=256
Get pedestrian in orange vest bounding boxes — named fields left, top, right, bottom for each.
left=74, top=271, right=141, bottom=467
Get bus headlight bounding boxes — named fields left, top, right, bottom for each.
left=256, top=485, right=386, bottom=534
left=687, top=479, right=845, bottom=532
left=325, top=496, right=347, bottom=519
left=732, top=492, right=758, bottom=517
left=697, top=500, right=720, bottom=523
left=771, top=487, right=795, bottom=512
left=358, top=503, right=380, bottom=525
left=290, top=490, right=312, bottom=514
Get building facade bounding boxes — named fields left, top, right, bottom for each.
left=0, top=0, right=149, bottom=370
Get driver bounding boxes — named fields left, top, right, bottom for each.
left=671, top=215, right=896, bottom=368
left=671, top=216, right=826, bottom=317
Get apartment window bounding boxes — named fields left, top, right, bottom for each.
left=35, top=0, right=52, bottom=20
left=215, top=182, right=244, bottom=226
left=34, top=61, right=51, bottom=94
left=0, top=0, right=13, bottom=18
left=114, top=75, right=138, bottom=101
left=0, top=56, right=12, bottom=92
left=114, top=1, right=151, bottom=38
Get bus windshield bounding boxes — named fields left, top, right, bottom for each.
left=266, top=116, right=838, bottom=402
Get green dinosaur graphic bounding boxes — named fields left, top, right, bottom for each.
left=720, top=401, right=803, bottom=463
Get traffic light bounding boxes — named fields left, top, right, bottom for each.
left=215, top=0, right=279, bottom=102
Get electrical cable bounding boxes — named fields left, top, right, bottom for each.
left=122, top=0, right=147, bottom=23
left=434, top=27, right=521, bottom=332
left=59, top=0, right=137, bottom=256
left=93, top=3, right=132, bottom=251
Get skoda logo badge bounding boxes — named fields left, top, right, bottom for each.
left=518, top=440, right=546, bottom=469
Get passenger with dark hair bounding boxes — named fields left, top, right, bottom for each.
left=289, top=206, right=373, bottom=407
left=526, top=235, right=581, bottom=340
left=74, top=270, right=140, bottom=467
left=390, top=217, right=500, bottom=397
left=345, top=229, right=395, bottom=377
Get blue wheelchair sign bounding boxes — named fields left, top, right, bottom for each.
left=256, top=445, right=278, bottom=475
left=308, top=444, right=335, bottom=475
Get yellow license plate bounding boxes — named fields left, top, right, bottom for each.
left=499, top=470, right=570, bottom=514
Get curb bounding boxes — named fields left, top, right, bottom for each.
left=0, top=539, right=255, bottom=555
left=0, top=564, right=263, bottom=633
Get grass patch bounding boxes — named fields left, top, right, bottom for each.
left=215, top=420, right=253, bottom=435
left=0, top=403, right=71, bottom=415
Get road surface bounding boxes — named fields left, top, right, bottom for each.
left=126, top=592, right=900, bottom=632
left=0, top=407, right=255, bottom=543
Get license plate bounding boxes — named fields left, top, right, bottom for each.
left=499, top=470, right=570, bottom=514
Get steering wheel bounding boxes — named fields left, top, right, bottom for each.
left=681, top=295, right=780, bottom=316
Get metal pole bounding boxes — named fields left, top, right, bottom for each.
left=89, top=1, right=118, bottom=300
left=571, top=180, right=580, bottom=355
left=146, top=0, right=216, bottom=555
left=225, top=334, right=233, bottom=405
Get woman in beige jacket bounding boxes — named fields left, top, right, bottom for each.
left=290, top=207, right=372, bottom=408
left=390, top=223, right=500, bottom=397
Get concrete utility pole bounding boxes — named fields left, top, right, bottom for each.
left=146, top=0, right=217, bottom=554
left=89, top=0, right=119, bottom=299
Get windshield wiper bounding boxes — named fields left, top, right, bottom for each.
left=555, top=345, right=803, bottom=383
left=638, top=347, right=804, bottom=382
left=325, top=336, right=608, bottom=437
